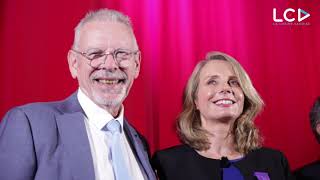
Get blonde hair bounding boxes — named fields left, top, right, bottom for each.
left=177, top=51, right=264, bottom=154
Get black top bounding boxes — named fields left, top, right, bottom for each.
left=294, top=160, right=320, bottom=180
left=152, top=144, right=295, bottom=180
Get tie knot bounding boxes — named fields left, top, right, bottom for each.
left=105, top=119, right=121, bottom=134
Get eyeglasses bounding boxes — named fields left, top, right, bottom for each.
left=72, top=48, right=140, bottom=68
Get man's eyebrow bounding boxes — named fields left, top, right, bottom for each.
left=85, top=48, right=104, bottom=52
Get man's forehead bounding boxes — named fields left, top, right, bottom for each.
left=81, top=20, right=132, bottom=34
left=78, top=21, right=136, bottom=49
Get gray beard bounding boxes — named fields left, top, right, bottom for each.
left=92, top=86, right=127, bottom=109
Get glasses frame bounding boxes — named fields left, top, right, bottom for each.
left=71, top=48, right=140, bottom=68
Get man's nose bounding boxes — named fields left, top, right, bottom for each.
left=100, top=53, right=119, bottom=70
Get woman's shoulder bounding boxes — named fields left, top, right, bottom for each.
left=240, top=147, right=290, bottom=169
left=153, top=144, right=193, bottom=157
left=250, top=147, right=287, bottom=159
left=152, top=144, right=193, bottom=170
left=152, top=144, right=221, bottom=179
left=235, top=147, right=294, bottom=179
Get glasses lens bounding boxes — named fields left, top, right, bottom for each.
left=90, top=56, right=105, bottom=68
left=83, top=50, right=103, bottom=67
left=115, top=50, right=132, bottom=61
left=81, top=49, right=137, bottom=68
left=88, top=53, right=103, bottom=60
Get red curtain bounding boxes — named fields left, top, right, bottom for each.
left=1, top=0, right=320, bottom=170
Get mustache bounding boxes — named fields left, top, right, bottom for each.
left=91, top=70, right=127, bottom=79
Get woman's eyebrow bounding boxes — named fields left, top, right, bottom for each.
left=205, top=75, right=219, bottom=79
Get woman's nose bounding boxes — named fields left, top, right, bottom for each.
left=219, top=83, right=233, bottom=94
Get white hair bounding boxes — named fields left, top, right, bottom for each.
left=72, top=8, right=138, bottom=49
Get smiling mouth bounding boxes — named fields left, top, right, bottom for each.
left=94, top=79, right=126, bottom=85
left=214, top=99, right=235, bottom=105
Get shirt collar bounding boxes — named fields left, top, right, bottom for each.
left=77, top=88, right=124, bottom=131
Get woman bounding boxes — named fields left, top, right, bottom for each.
left=152, top=51, right=294, bottom=180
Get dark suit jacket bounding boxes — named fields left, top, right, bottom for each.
left=0, top=92, right=156, bottom=180
left=294, top=160, right=320, bottom=180
left=152, top=144, right=295, bottom=180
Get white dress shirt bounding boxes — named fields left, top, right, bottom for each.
left=77, top=89, right=145, bottom=180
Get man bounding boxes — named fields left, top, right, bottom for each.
left=294, top=97, right=320, bottom=180
left=0, top=9, right=156, bottom=180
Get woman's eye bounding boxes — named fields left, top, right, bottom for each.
left=229, top=80, right=240, bottom=86
left=207, top=80, right=217, bottom=85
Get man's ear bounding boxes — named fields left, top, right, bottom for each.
left=67, top=50, right=78, bottom=79
left=133, top=52, right=141, bottom=79
left=316, top=123, right=320, bottom=136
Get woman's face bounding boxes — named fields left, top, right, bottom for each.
left=195, top=60, right=245, bottom=123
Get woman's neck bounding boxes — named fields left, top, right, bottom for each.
left=199, top=119, right=242, bottom=160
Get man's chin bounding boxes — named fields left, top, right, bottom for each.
left=93, top=93, right=125, bottom=107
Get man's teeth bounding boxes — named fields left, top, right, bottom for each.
left=98, top=79, right=120, bottom=84
left=215, top=100, right=234, bottom=105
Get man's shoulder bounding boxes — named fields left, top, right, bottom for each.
left=17, top=100, right=64, bottom=112
left=294, top=160, right=320, bottom=179
left=301, top=160, right=320, bottom=170
left=10, top=100, right=65, bottom=118
left=7, top=92, right=78, bottom=116
left=2, top=92, right=79, bottom=124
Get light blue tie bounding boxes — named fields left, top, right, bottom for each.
left=105, top=120, right=131, bottom=180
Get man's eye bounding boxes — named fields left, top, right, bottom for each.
left=116, top=51, right=131, bottom=60
left=87, top=52, right=104, bottom=59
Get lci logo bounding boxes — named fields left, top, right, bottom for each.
left=273, top=8, right=311, bottom=25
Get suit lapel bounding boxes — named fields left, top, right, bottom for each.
left=55, top=92, right=95, bottom=180
left=124, top=119, right=156, bottom=180
left=56, top=92, right=155, bottom=180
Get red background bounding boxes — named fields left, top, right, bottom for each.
left=1, top=0, right=320, bottom=170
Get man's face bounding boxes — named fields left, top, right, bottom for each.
left=68, top=21, right=140, bottom=116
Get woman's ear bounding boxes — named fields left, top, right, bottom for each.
left=194, top=98, right=199, bottom=110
